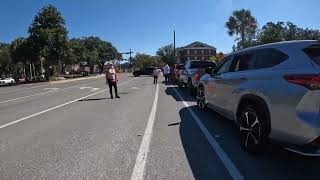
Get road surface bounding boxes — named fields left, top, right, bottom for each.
left=0, top=74, right=319, bottom=180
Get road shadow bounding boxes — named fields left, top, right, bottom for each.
left=179, top=106, right=232, bottom=180
left=118, top=92, right=129, bottom=95
left=178, top=103, right=320, bottom=180
left=165, top=86, right=195, bottom=102
left=78, top=98, right=110, bottom=101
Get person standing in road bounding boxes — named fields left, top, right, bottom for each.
left=152, top=67, right=161, bottom=84
left=106, top=64, right=120, bottom=99
left=163, top=64, right=170, bottom=82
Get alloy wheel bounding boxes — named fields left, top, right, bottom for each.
left=197, top=88, right=206, bottom=109
left=239, top=110, right=261, bottom=149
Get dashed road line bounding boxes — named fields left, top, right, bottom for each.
left=130, top=84, right=159, bottom=180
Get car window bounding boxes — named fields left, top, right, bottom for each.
left=304, top=44, right=320, bottom=66
left=215, top=56, right=233, bottom=74
left=253, top=49, right=289, bottom=69
left=232, top=53, right=255, bottom=72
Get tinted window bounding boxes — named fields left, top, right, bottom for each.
left=216, top=56, right=233, bottom=74
left=304, top=44, right=320, bottom=66
left=190, top=61, right=203, bottom=69
left=253, top=49, right=288, bottom=69
left=232, top=53, right=254, bottom=72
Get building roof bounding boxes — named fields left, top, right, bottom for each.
left=183, top=41, right=216, bottom=50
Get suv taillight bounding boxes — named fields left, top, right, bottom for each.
left=195, top=72, right=200, bottom=81
left=284, top=74, right=320, bottom=90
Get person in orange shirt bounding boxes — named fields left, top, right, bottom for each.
left=106, top=64, right=120, bottom=99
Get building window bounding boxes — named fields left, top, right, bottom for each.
left=208, top=50, right=211, bottom=54
left=195, top=56, right=197, bottom=60
left=187, top=50, right=190, bottom=55
left=202, top=50, right=204, bottom=55
left=187, top=57, right=190, bottom=60
left=194, top=50, right=197, bottom=55
left=202, top=57, right=204, bottom=60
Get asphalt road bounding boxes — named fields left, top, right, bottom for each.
left=0, top=74, right=320, bottom=180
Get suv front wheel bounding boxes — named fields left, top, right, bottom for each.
left=238, top=104, right=269, bottom=153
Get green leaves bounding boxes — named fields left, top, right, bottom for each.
left=28, top=4, right=68, bottom=66
left=156, top=44, right=175, bottom=65
left=226, top=9, right=258, bottom=49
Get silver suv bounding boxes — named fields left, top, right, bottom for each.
left=197, top=40, right=320, bottom=155
left=179, top=60, right=216, bottom=95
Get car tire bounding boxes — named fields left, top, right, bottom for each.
left=178, top=81, right=183, bottom=88
left=187, top=79, right=195, bottom=96
left=238, top=104, right=269, bottom=153
left=197, top=86, right=207, bottom=110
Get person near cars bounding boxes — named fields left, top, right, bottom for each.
left=152, top=67, right=161, bottom=84
left=106, top=64, right=120, bottom=99
left=163, top=64, right=170, bottom=82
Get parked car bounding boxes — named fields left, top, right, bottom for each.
left=0, top=77, right=15, bottom=84
left=133, top=67, right=154, bottom=77
left=178, top=60, right=216, bottom=95
left=197, top=40, right=320, bottom=155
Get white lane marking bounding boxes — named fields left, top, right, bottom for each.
left=172, top=86, right=244, bottom=180
left=130, top=84, right=159, bottom=180
left=0, top=91, right=55, bottom=104
left=0, top=84, right=51, bottom=94
left=79, top=87, right=100, bottom=91
left=0, top=78, right=137, bottom=129
left=131, top=87, right=140, bottom=90
left=0, top=81, right=99, bottom=105
left=43, top=88, right=60, bottom=91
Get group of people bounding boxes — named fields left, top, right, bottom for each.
left=104, top=63, right=177, bottom=99
left=152, top=64, right=178, bottom=84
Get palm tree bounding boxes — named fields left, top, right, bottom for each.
left=226, top=9, right=258, bottom=49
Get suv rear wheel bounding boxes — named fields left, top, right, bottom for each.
left=187, top=79, right=196, bottom=96
left=238, top=104, right=269, bottom=153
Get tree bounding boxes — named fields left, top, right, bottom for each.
left=68, top=37, right=120, bottom=74
left=28, top=4, right=69, bottom=78
left=226, top=9, right=258, bottom=49
left=257, top=22, right=286, bottom=44
left=256, top=21, right=320, bottom=45
left=156, top=44, right=175, bottom=65
left=0, top=44, right=13, bottom=77
left=132, top=53, right=163, bottom=68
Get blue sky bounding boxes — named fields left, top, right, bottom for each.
left=1, top=0, right=320, bottom=59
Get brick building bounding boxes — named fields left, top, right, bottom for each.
left=177, top=41, right=216, bottom=63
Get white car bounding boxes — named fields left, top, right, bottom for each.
left=0, top=77, right=15, bottom=84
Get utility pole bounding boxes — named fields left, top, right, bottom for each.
left=173, top=30, right=176, bottom=64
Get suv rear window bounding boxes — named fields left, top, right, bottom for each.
left=189, top=61, right=203, bottom=69
left=303, top=44, right=320, bottom=66
left=253, top=49, right=289, bottom=69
